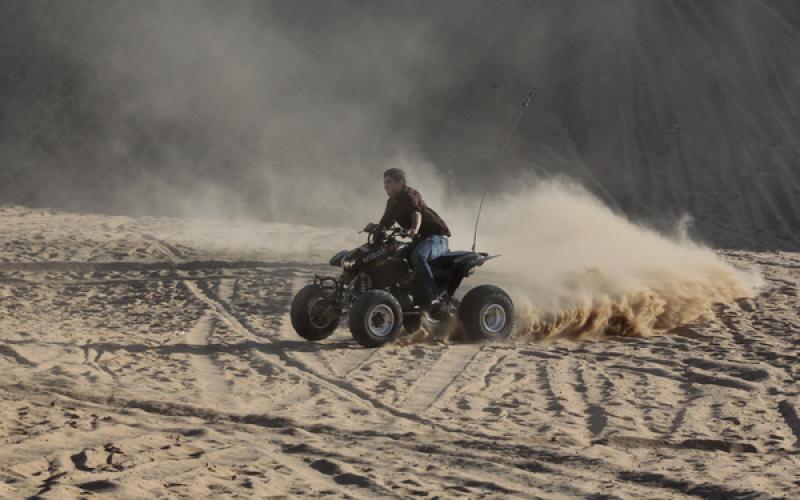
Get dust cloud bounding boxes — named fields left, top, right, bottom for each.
left=3, top=2, right=800, bottom=249
left=335, top=162, right=761, bottom=341
left=458, top=179, right=762, bottom=339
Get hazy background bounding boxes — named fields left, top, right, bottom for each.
left=1, top=0, right=799, bottom=250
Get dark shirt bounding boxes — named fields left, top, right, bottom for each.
left=379, top=186, right=451, bottom=237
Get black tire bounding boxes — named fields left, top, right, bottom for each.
left=290, top=284, right=341, bottom=341
left=402, top=314, right=422, bottom=333
left=457, top=285, right=515, bottom=341
left=349, top=290, right=403, bottom=348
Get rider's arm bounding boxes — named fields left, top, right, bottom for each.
left=410, top=211, right=422, bottom=237
left=405, top=189, right=424, bottom=237
left=378, top=198, right=394, bottom=229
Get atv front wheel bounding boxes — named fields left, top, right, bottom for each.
left=349, top=290, right=403, bottom=348
left=290, top=284, right=341, bottom=341
left=458, top=285, right=515, bottom=341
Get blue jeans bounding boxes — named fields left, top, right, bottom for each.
left=410, top=234, right=449, bottom=304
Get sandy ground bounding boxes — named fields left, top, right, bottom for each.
left=1, top=205, right=799, bottom=499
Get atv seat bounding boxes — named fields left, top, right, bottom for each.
left=431, top=251, right=477, bottom=267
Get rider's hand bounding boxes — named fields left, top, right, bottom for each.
left=408, top=228, right=418, bottom=239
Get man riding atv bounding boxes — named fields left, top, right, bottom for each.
left=289, top=168, right=516, bottom=347
left=378, top=168, right=450, bottom=313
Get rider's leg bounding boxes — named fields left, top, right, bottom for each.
left=428, top=234, right=448, bottom=265
left=410, top=236, right=436, bottom=305
left=410, top=235, right=448, bottom=306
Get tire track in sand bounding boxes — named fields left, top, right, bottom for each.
left=150, top=239, right=509, bottom=439
left=184, top=278, right=513, bottom=440
left=182, top=280, right=431, bottom=425
left=185, top=310, right=240, bottom=412
left=398, top=345, right=483, bottom=413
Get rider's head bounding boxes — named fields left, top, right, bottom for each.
left=383, top=168, right=406, bottom=197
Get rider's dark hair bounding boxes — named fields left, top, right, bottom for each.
left=383, top=168, right=406, bottom=184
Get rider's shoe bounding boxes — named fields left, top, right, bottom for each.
left=421, top=298, right=441, bottom=311
left=424, top=299, right=449, bottom=321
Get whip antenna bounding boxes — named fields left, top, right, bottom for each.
left=471, top=87, right=536, bottom=251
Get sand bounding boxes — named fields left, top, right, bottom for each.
left=0, top=205, right=798, bottom=498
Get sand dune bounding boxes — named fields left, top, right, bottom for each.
left=1, top=206, right=798, bottom=498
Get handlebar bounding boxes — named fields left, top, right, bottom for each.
left=388, top=227, right=411, bottom=239
left=363, top=223, right=414, bottom=244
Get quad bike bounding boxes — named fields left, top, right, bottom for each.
left=290, top=223, right=515, bottom=348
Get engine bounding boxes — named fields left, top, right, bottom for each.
left=368, top=257, right=411, bottom=290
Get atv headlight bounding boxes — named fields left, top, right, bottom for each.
left=329, top=250, right=349, bottom=267
left=342, top=257, right=356, bottom=270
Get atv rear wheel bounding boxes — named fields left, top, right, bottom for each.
left=458, top=285, right=515, bottom=341
left=349, top=290, right=403, bottom=348
left=290, top=284, right=341, bottom=341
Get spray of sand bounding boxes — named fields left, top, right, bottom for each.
left=448, top=179, right=761, bottom=340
